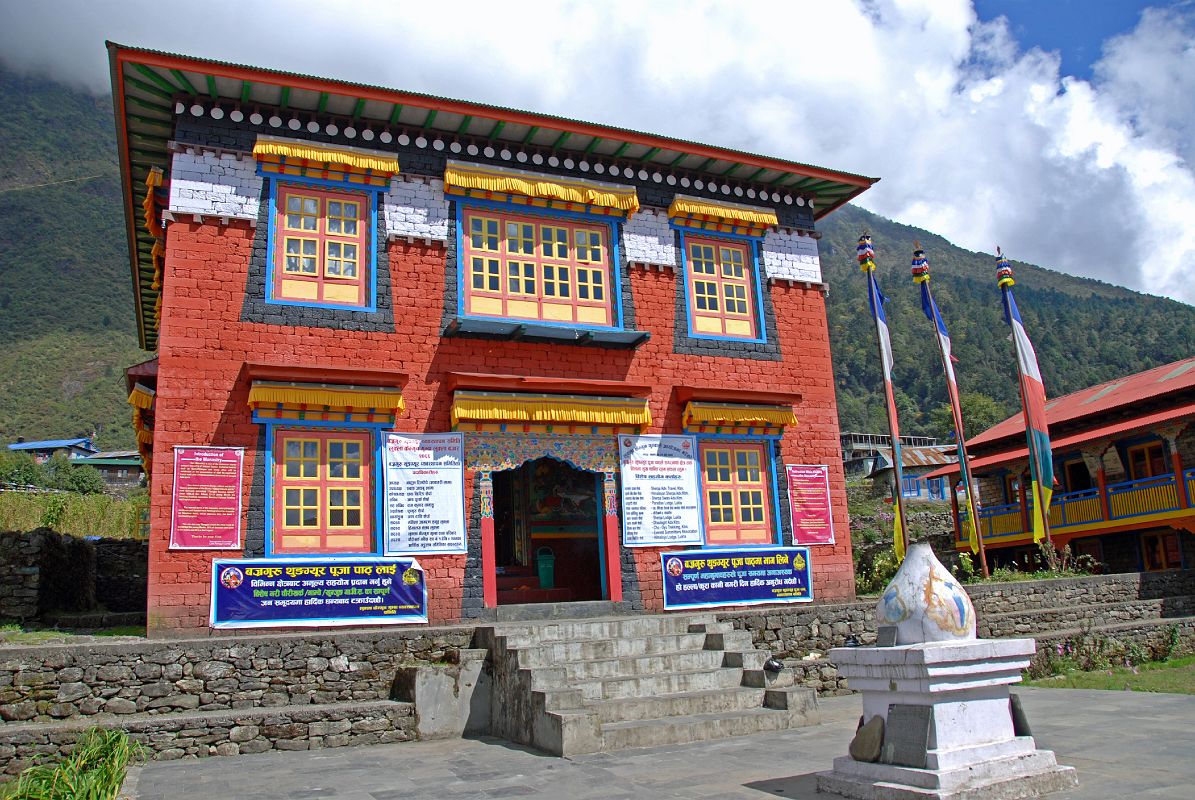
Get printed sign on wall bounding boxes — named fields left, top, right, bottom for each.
left=619, top=435, right=703, bottom=547
left=661, top=547, right=813, bottom=610
left=210, top=558, right=427, bottom=628
left=786, top=464, right=835, bottom=545
left=383, top=432, right=466, bottom=555
left=169, top=446, right=244, bottom=550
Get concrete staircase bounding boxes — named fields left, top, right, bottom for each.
left=476, top=612, right=819, bottom=756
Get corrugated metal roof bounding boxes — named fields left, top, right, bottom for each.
left=924, top=400, right=1195, bottom=480
left=106, top=43, right=879, bottom=350
left=969, top=355, right=1195, bottom=450
left=872, top=445, right=957, bottom=470
left=7, top=438, right=97, bottom=452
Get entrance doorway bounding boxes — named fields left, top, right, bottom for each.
left=492, top=457, right=604, bottom=604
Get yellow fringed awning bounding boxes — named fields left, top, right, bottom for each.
left=136, top=428, right=154, bottom=446
left=128, top=384, right=156, bottom=410
left=684, top=401, right=796, bottom=427
left=452, top=391, right=651, bottom=428
left=247, top=381, right=405, bottom=414
left=252, top=135, right=401, bottom=174
left=667, top=196, right=779, bottom=228
left=143, top=168, right=163, bottom=238
left=444, top=161, right=639, bottom=214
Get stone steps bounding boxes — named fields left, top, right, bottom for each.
left=493, top=612, right=711, bottom=645
left=507, top=631, right=709, bottom=667
left=599, top=705, right=814, bottom=751
left=591, top=686, right=767, bottom=723
left=481, top=612, right=819, bottom=756
left=0, top=699, right=415, bottom=776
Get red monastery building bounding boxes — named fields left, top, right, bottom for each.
left=108, top=44, right=877, bottom=635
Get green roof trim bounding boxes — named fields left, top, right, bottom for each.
left=169, top=68, right=198, bottom=95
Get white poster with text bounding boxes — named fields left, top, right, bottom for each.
left=619, top=435, right=703, bottom=547
left=383, top=432, right=466, bottom=555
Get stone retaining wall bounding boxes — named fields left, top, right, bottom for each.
left=0, top=530, right=148, bottom=625
left=0, top=627, right=471, bottom=725
left=1, top=701, right=415, bottom=775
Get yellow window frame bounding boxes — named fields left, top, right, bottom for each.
left=327, top=488, right=364, bottom=529
left=325, top=199, right=360, bottom=236
left=543, top=263, right=571, bottom=298
left=283, top=487, right=320, bottom=528
left=284, top=193, right=320, bottom=231
left=283, top=437, right=320, bottom=479
left=471, top=256, right=501, bottom=293
left=575, top=228, right=603, bottom=263
left=690, top=243, right=717, bottom=275
left=507, top=260, right=537, bottom=296
left=470, top=216, right=500, bottom=251
left=324, top=240, right=359, bottom=279
left=283, top=236, right=319, bottom=274
left=541, top=225, right=568, bottom=259
left=327, top=439, right=362, bottom=481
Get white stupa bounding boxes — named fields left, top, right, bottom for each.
left=817, top=542, right=1077, bottom=800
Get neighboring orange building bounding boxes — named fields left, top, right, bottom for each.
left=108, top=44, right=876, bottom=635
left=928, top=357, right=1195, bottom=572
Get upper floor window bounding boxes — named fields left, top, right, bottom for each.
left=681, top=234, right=763, bottom=341
left=1126, top=441, right=1167, bottom=480
left=461, top=207, right=616, bottom=328
left=273, top=184, right=371, bottom=308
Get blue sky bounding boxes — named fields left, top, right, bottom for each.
left=3, top=1, right=1195, bottom=305
left=975, top=0, right=1160, bottom=79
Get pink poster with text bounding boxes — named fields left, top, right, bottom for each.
left=786, top=464, right=835, bottom=545
left=170, top=446, right=244, bottom=550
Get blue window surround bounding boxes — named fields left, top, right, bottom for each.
left=673, top=224, right=768, bottom=345
left=692, top=433, right=784, bottom=550
left=454, top=198, right=627, bottom=332
left=256, top=414, right=391, bottom=560
left=259, top=171, right=382, bottom=313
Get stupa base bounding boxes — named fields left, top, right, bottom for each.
left=817, top=747, right=1077, bottom=799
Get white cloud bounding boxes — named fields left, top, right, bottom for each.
left=2, top=0, right=1194, bottom=304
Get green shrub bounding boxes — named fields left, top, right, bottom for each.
left=1, top=727, right=143, bottom=799
left=0, top=493, right=144, bottom=539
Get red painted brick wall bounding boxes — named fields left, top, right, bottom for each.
left=148, top=217, right=854, bottom=634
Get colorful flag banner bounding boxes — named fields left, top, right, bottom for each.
left=997, top=254, right=1053, bottom=544
left=858, top=235, right=907, bottom=561
left=912, top=248, right=985, bottom=565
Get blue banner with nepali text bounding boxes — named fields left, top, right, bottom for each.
left=210, top=558, right=428, bottom=628
left=661, top=547, right=813, bottom=610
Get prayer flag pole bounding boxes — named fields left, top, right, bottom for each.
left=857, top=234, right=909, bottom=561
left=911, top=245, right=989, bottom=577
left=996, top=251, right=1054, bottom=548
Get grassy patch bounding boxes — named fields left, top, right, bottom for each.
left=1025, top=655, right=1195, bottom=694
left=0, top=492, right=146, bottom=539
left=1, top=727, right=142, bottom=799
left=0, top=624, right=145, bottom=645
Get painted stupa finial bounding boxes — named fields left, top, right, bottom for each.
left=911, top=240, right=930, bottom=284
left=857, top=234, right=876, bottom=273
left=996, top=246, right=1015, bottom=288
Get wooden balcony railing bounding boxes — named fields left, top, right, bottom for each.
left=956, top=471, right=1192, bottom=547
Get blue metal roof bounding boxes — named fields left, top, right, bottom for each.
left=7, top=438, right=97, bottom=452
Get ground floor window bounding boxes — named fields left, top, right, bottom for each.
left=272, top=428, right=372, bottom=554
left=699, top=441, right=774, bottom=545
left=1142, top=531, right=1182, bottom=571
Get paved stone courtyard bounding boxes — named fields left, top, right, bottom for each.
left=124, top=687, right=1195, bottom=799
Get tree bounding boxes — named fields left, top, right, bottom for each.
left=929, top=392, right=1010, bottom=441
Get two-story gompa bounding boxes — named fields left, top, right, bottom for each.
left=109, top=44, right=877, bottom=635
